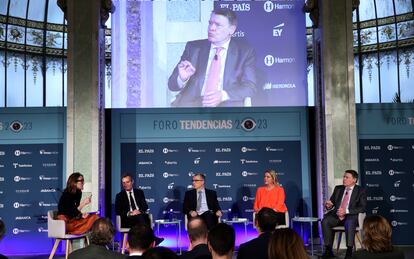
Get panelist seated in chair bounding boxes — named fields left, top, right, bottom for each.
left=115, top=174, right=151, bottom=228
left=321, top=169, right=367, bottom=259
left=57, top=172, right=99, bottom=235
left=183, top=173, right=222, bottom=230
left=253, top=169, right=287, bottom=226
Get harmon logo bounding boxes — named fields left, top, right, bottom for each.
left=264, top=55, right=295, bottom=66
left=14, top=202, right=32, bottom=208
left=241, top=147, right=257, bottom=153
left=13, top=228, right=31, bottom=234
left=14, top=176, right=32, bottom=182
left=162, top=148, right=178, bottom=154
left=242, top=196, right=254, bottom=202
left=388, top=170, right=405, bottom=175
left=389, top=195, right=407, bottom=202
left=241, top=171, right=258, bottom=177
left=163, top=197, right=178, bottom=204
left=14, top=150, right=32, bottom=156
left=163, top=172, right=179, bottom=178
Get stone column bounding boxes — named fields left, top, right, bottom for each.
left=64, top=0, right=108, bottom=213
left=312, top=0, right=358, bottom=218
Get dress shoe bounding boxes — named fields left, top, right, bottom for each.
left=155, top=236, right=165, bottom=246
left=344, top=248, right=352, bottom=259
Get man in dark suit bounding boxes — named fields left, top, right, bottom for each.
left=168, top=8, right=257, bottom=107
left=127, top=224, right=156, bottom=258
left=321, top=170, right=367, bottom=259
left=115, top=174, right=150, bottom=228
left=183, top=173, right=222, bottom=230
left=237, top=207, right=278, bottom=259
left=180, top=217, right=211, bottom=259
left=68, top=218, right=124, bottom=259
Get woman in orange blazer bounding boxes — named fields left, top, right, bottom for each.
left=253, top=169, right=288, bottom=225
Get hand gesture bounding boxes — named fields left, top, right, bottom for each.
left=215, top=210, right=223, bottom=217
left=178, top=60, right=196, bottom=82
left=202, top=90, right=223, bottom=107
left=325, top=200, right=333, bottom=209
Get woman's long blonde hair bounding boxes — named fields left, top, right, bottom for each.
left=265, top=169, right=279, bottom=186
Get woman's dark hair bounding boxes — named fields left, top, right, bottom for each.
left=268, top=228, right=308, bottom=259
left=64, top=172, right=83, bottom=194
left=362, top=215, right=393, bottom=252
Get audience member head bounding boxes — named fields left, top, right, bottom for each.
left=0, top=219, right=5, bottom=240
left=121, top=174, right=135, bottom=192
left=143, top=247, right=178, bottom=259
left=187, top=217, right=208, bottom=244
left=89, top=218, right=115, bottom=246
left=255, top=207, right=278, bottom=233
left=268, top=228, right=308, bottom=259
left=362, top=215, right=393, bottom=253
left=65, top=172, right=84, bottom=193
left=128, top=223, right=156, bottom=253
left=264, top=169, right=279, bottom=186
left=208, top=223, right=235, bottom=258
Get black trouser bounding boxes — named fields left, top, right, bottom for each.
left=121, top=213, right=151, bottom=228
left=321, top=213, right=358, bottom=248
left=275, top=212, right=286, bottom=226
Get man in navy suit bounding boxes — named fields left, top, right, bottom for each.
left=168, top=8, right=257, bottom=107
left=321, top=170, right=367, bottom=259
left=183, top=173, right=222, bottom=230
left=115, top=174, right=150, bottom=228
left=237, top=207, right=279, bottom=259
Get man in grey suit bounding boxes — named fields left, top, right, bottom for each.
left=168, top=8, right=257, bottom=107
left=321, top=170, right=367, bottom=259
left=69, top=218, right=124, bottom=259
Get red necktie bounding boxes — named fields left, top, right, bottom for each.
left=204, top=47, right=223, bottom=96
left=339, top=188, right=350, bottom=220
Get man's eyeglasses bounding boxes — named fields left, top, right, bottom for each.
left=192, top=179, right=204, bottom=182
left=76, top=179, right=84, bottom=183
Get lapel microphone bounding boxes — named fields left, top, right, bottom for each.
left=214, top=54, right=218, bottom=60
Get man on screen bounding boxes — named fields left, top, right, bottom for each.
left=183, top=173, right=222, bottom=230
left=321, top=170, right=367, bottom=259
left=168, top=8, right=257, bottom=107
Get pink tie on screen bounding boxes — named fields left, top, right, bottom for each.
left=204, top=47, right=223, bottom=96
left=339, top=188, right=351, bottom=220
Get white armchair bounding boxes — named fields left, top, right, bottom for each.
left=47, top=210, right=88, bottom=259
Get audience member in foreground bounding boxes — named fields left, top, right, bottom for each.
left=237, top=207, right=278, bottom=259
left=0, top=220, right=8, bottom=259
left=207, top=223, right=235, bottom=259
left=268, top=228, right=308, bottom=259
left=352, top=215, right=405, bottom=259
left=57, top=172, right=99, bottom=234
left=180, top=217, right=211, bottom=259
left=253, top=169, right=287, bottom=225
left=128, top=224, right=156, bottom=258
left=143, top=247, right=179, bottom=259
left=69, top=218, right=124, bottom=259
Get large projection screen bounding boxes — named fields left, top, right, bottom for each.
left=111, top=0, right=307, bottom=108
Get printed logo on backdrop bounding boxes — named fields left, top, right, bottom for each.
left=188, top=147, right=206, bottom=153
left=241, top=147, right=257, bottom=153
left=215, top=147, right=231, bottom=153
left=164, top=160, right=178, bottom=165
left=14, top=176, right=32, bottom=182
left=39, top=175, right=59, bottom=181
left=39, top=149, right=59, bottom=155
left=391, top=221, right=408, bottom=227
left=387, top=144, right=404, bottom=150
left=212, top=184, right=231, bottom=189
left=367, top=196, right=384, bottom=201
left=163, top=197, right=179, bottom=204
left=217, top=196, right=233, bottom=202
left=241, top=171, right=259, bottom=177
left=365, top=170, right=382, bottom=176
left=163, top=172, right=179, bottom=178
left=38, top=201, right=58, bottom=207
left=13, top=228, right=31, bottom=234
left=389, top=195, right=407, bottom=202
left=266, top=146, right=284, bottom=152
left=138, top=161, right=153, bottom=165
left=263, top=1, right=295, bottom=12
left=390, top=209, right=409, bottom=214
left=38, top=227, right=48, bottom=233
left=138, top=185, right=151, bottom=190
left=13, top=202, right=32, bottom=208
left=273, top=23, right=285, bottom=37
left=264, top=55, right=295, bottom=66
left=0, top=151, right=5, bottom=155
left=242, top=196, right=255, bottom=202
left=138, top=172, right=155, bottom=178
left=371, top=207, right=379, bottom=214
left=365, top=183, right=380, bottom=188
left=240, top=159, right=258, bottom=164
left=162, top=148, right=178, bottom=154
left=12, top=163, right=32, bottom=168
left=145, top=198, right=155, bottom=203
left=216, top=171, right=231, bottom=177
left=138, top=148, right=154, bottom=154
left=213, top=160, right=231, bottom=164
left=14, top=150, right=32, bottom=156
